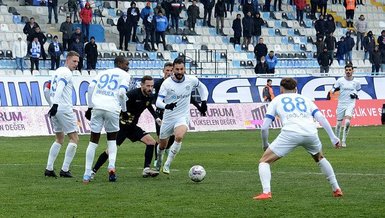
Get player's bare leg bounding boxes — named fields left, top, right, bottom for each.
left=163, top=125, right=188, bottom=174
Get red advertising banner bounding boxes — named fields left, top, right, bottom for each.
left=315, top=100, right=384, bottom=126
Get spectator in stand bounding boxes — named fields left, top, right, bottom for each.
left=344, top=0, right=356, bottom=28
left=141, top=2, right=153, bottom=22
left=254, top=38, right=268, bottom=64
left=215, top=0, right=227, bottom=35
left=144, top=11, right=156, bottom=51
left=264, top=0, right=271, bottom=12
left=253, top=12, right=264, bottom=45
left=225, top=0, right=235, bottom=15
left=48, top=35, right=63, bottom=70
left=255, top=56, right=269, bottom=74
left=117, top=12, right=130, bottom=51
left=315, top=36, right=325, bottom=55
left=85, top=36, right=98, bottom=72
left=318, top=47, right=333, bottom=75
left=23, top=17, right=39, bottom=43
left=28, top=37, right=41, bottom=73
left=155, top=11, right=168, bottom=50
left=381, top=48, right=385, bottom=72
left=310, top=0, right=318, bottom=19
left=266, top=51, right=278, bottom=74
left=336, top=36, right=346, bottom=64
left=68, top=0, right=78, bottom=23
left=315, top=15, right=326, bottom=39
left=294, top=0, right=306, bottom=22
left=79, top=2, right=92, bottom=41
left=232, top=14, right=242, bottom=45
left=161, top=0, right=172, bottom=26
left=202, top=0, right=215, bottom=27
left=324, top=33, right=337, bottom=60
left=377, top=30, right=385, bottom=52
left=363, top=31, right=375, bottom=62
left=274, top=0, right=282, bottom=11
left=71, top=27, right=85, bottom=44
left=127, top=1, right=140, bottom=43
left=187, top=0, right=199, bottom=32
left=170, top=0, right=183, bottom=31
left=344, top=31, right=355, bottom=63
left=325, top=14, right=336, bottom=35
left=60, top=16, right=73, bottom=51
left=242, top=0, right=254, bottom=16
left=253, top=0, right=259, bottom=13
left=370, top=45, right=381, bottom=74
left=29, top=27, right=47, bottom=61
left=242, top=11, right=254, bottom=46
left=47, top=0, right=58, bottom=24
left=154, top=3, right=166, bottom=16
left=354, top=15, right=367, bottom=50
left=70, top=38, right=84, bottom=71
left=319, top=0, right=327, bottom=16
left=12, top=34, right=28, bottom=72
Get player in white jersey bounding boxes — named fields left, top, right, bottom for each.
left=254, top=78, right=343, bottom=200
left=332, top=63, right=361, bottom=148
left=82, top=56, right=131, bottom=183
left=44, top=51, right=80, bottom=178
left=155, top=58, right=209, bottom=174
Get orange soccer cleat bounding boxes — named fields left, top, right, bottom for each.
left=253, top=192, right=272, bottom=200
left=333, top=189, right=343, bottom=197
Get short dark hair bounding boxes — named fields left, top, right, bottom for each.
left=267, top=79, right=272, bottom=83
left=114, top=56, right=128, bottom=67
left=141, top=75, right=153, bottom=84
left=173, top=57, right=185, bottom=66
left=90, top=36, right=95, bottom=40
left=280, top=78, right=297, bottom=91
left=67, top=51, right=80, bottom=58
left=164, top=62, right=173, bottom=68
left=345, top=63, right=353, bottom=69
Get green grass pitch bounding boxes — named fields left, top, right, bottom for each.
left=0, top=126, right=384, bottom=217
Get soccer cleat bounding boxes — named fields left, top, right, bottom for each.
left=44, top=169, right=57, bottom=178
left=162, top=164, right=170, bottom=174
left=90, top=171, right=96, bottom=180
left=333, top=189, right=343, bottom=197
left=341, top=142, right=347, bottom=148
left=108, top=168, right=117, bottom=182
left=253, top=192, right=272, bottom=200
left=59, top=170, right=73, bottom=178
left=83, top=175, right=91, bottom=184
left=142, top=167, right=160, bottom=178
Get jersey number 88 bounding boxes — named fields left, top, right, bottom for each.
left=281, top=97, right=307, bottom=112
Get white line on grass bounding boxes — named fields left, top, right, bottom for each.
left=1, top=163, right=385, bottom=177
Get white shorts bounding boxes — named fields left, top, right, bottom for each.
left=269, top=131, right=322, bottom=157
left=159, top=116, right=189, bottom=139
left=90, top=109, right=120, bottom=133
left=51, top=110, right=78, bottom=134
left=336, top=103, right=355, bottom=120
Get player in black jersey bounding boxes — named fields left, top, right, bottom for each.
left=92, top=75, right=161, bottom=178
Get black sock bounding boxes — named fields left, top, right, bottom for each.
left=144, top=144, right=154, bottom=168
left=93, top=151, right=108, bottom=173
left=154, top=143, right=158, bottom=160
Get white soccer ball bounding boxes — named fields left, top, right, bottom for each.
left=188, top=165, right=206, bottom=182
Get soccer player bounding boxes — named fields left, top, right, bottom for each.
left=91, top=75, right=161, bottom=178
left=254, top=77, right=343, bottom=200
left=332, top=63, right=361, bottom=148
left=44, top=51, right=80, bottom=178
left=83, top=56, right=131, bottom=183
left=155, top=58, right=209, bottom=174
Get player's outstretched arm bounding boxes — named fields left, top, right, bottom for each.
left=313, top=111, right=341, bottom=148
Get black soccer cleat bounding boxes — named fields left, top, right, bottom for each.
left=44, top=169, right=57, bottom=178
left=59, top=170, right=73, bottom=178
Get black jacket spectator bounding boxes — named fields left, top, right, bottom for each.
left=255, top=61, right=269, bottom=74
left=314, top=15, right=326, bottom=38
left=242, top=2, right=254, bottom=16
left=214, top=0, right=227, bottom=17
left=363, top=31, right=375, bottom=53
left=117, top=13, right=130, bottom=33
left=70, top=38, right=84, bottom=70
left=377, top=30, right=385, bottom=51
left=370, top=48, right=381, bottom=66
left=315, top=37, right=325, bottom=55
left=232, top=15, right=242, bottom=43
left=242, top=13, right=254, bottom=38
left=59, top=17, right=73, bottom=50
left=127, top=2, right=140, bottom=42
left=254, top=41, right=268, bottom=62
left=117, top=13, right=130, bottom=50
left=85, top=38, right=98, bottom=70
left=325, top=14, right=336, bottom=35
left=71, top=28, right=85, bottom=43
left=318, top=49, right=333, bottom=66
left=187, top=1, right=200, bottom=30
left=253, top=12, right=264, bottom=37
left=345, top=32, right=355, bottom=51
left=324, top=34, right=336, bottom=51
left=23, top=18, right=40, bottom=41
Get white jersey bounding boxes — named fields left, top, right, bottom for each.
left=89, top=68, right=131, bottom=113
left=49, top=66, right=74, bottom=112
left=333, top=77, right=361, bottom=105
left=158, top=75, right=200, bottom=121
left=266, top=93, right=319, bottom=135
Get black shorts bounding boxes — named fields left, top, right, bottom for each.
left=116, top=124, right=148, bottom=146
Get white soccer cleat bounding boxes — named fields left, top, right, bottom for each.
left=341, top=142, right=347, bottom=148
left=162, top=164, right=170, bottom=174
left=142, top=167, right=159, bottom=178
left=90, top=171, right=96, bottom=180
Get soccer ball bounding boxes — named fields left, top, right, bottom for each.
left=188, top=165, right=206, bottom=182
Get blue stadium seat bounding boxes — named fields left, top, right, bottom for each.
left=148, top=52, right=157, bottom=60
left=170, top=52, right=179, bottom=60
left=136, top=44, right=144, bottom=51
left=234, top=44, right=241, bottom=52
left=13, top=15, right=21, bottom=24
left=232, top=60, right=240, bottom=68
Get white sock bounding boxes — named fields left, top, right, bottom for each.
left=61, top=142, right=77, bottom=172
left=46, top=142, right=61, bottom=171
left=157, top=146, right=165, bottom=162
left=107, top=140, right=117, bottom=170
left=165, top=141, right=181, bottom=167
left=318, top=158, right=340, bottom=191
left=258, top=162, right=271, bottom=193
left=335, top=120, right=342, bottom=139
left=342, top=120, right=350, bottom=143
left=85, top=142, right=98, bottom=176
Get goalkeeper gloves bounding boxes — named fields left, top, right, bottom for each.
left=48, top=104, right=58, bottom=117
left=165, top=102, right=177, bottom=111
left=350, top=93, right=358, bottom=99
left=85, top=108, right=92, bottom=121
left=199, top=101, right=207, bottom=116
